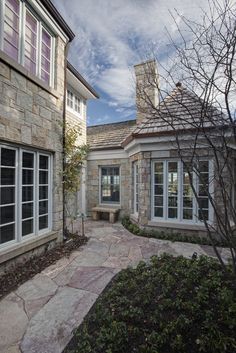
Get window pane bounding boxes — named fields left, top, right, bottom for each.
left=42, top=29, right=51, bottom=48
left=155, top=185, right=163, bottom=195
left=23, top=152, right=34, bottom=168
left=198, top=198, right=209, bottom=209
left=168, top=208, right=177, bottom=219
left=39, top=155, right=48, bottom=170
left=4, top=0, right=19, bottom=61
left=39, top=215, right=48, bottom=230
left=22, top=219, right=33, bottom=236
left=1, top=205, right=15, bottom=224
left=183, top=197, right=193, bottom=208
left=183, top=209, right=193, bottom=220
left=155, top=196, right=163, bottom=207
left=39, top=171, right=48, bottom=184
left=39, top=186, right=48, bottom=200
left=168, top=196, right=177, bottom=207
left=22, top=169, right=33, bottom=185
left=3, top=39, right=18, bottom=60
left=155, top=174, right=163, bottom=184
left=41, top=70, right=50, bottom=85
left=22, top=186, right=33, bottom=202
left=101, top=167, right=120, bottom=203
left=22, top=202, right=33, bottom=219
left=0, top=223, right=15, bottom=244
left=199, top=161, right=209, bottom=173
left=1, top=168, right=15, bottom=185
left=6, top=0, right=19, bottom=13
left=0, top=187, right=15, bottom=205
left=155, top=208, right=163, bottom=217
left=1, top=148, right=15, bottom=166
left=155, top=163, right=163, bottom=173
left=39, top=200, right=48, bottom=215
left=198, top=209, right=209, bottom=221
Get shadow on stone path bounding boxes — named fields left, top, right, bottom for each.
left=0, top=220, right=231, bottom=353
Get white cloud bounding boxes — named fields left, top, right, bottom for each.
left=53, top=0, right=212, bottom=120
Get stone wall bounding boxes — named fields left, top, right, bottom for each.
left=0, top=35, right=66, bottom=268
left=86, top=158, right=131, bottom=218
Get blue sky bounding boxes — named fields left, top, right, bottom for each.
left=52, top=0, right=209, bottom=126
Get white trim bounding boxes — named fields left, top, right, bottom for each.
left=0, top=143, right=53, bottom=249
left=87, top=149, right=129, bottom=161
left=1, top=0, right=55, bottom=87
left=151, top=159, right=213, bottom=226
left=99, top=165, right=121, bottom=206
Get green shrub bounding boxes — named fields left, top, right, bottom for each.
left=121, top=216, right=228, bottom=247
left=64, top=255, right=236, bottom=353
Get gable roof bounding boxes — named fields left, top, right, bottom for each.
left=122, top=85, right=227, bottom=146
left=87, top=120, right=136, bottom=150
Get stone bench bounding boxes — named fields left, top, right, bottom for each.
left=92, top=206, right=120, bottom=224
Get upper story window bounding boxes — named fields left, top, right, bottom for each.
left=67, top=90, right=83, bottom=115
left=1, top=0, right=54, bottom=86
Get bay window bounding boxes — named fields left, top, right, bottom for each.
left=0, top=145, right=52, bottom=247
left=152, top=160, right=211, bottom=223
left=1, top=0, right=54, bottom=86
left=100, top=166, right=120, bottom=204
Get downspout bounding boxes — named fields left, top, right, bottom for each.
left=63, top=41, right=70, bottom=241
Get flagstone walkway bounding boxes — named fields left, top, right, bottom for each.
left=0, top=220, right=231, bottom=353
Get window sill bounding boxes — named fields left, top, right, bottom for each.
left=66, top=106, right=84, bottom=119
left=0, top=231, right=58, bottom=265
left=0, top=50, right=59, bottom=99
left=148, top=220, right=207, bottom=231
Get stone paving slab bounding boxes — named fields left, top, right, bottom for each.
left=0, top=220, right=232, bottom=353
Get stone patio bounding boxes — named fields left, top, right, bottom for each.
left=0, top=220, right=231, bottom=353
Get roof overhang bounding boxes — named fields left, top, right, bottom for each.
left=39, top=0, right=75, bottom=42
left=67, top=62, right=99, bottom=99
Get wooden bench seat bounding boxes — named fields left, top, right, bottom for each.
left=92, top=206, right=120, bottom=223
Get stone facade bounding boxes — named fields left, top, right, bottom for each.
left=0, top=33, right=67, bottom=268
left=86, top=158, right=131, bottom=218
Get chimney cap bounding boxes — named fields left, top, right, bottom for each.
left=176, top=81, right=182, bottom=88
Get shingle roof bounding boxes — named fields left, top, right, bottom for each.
left=122, top=85, right=227, bottom=146
left=87, top=120, right=136, bottom=150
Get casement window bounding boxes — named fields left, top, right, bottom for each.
left=133, top=162, right=139, bottom=214
left=1, top=0, right=54, bottom=86
left=66, top=90, right=82, bottom=115
left=152, top=160, right=212, bottom=223
left=0, top=145, right=52, bottom=247
left=100, top=166, right=120, bottom=204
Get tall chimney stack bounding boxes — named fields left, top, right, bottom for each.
left=134, top=60, right=159, bottom=124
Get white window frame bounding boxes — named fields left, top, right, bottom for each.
left=99, top=165, right=121, bottom=206
left=0, top=144, right=52, bottom=250
left=1, top=0, right=55, bottom=87
left=151, top=159, right=214, bottom=225
left=66, top=89, right=84, bottom=117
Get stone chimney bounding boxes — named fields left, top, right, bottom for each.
left=134, top=60, right=159, bottom=124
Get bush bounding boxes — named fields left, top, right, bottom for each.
left=64, top=255, right=236, bottom=353
left=121, top=216, right=228, bottom=247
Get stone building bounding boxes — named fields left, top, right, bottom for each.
left=0, top=0, right=97, bottom=271
left=87, top=60, right=236, bottom=237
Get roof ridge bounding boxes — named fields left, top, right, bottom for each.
left=88, top=119, right=136, bottom=129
